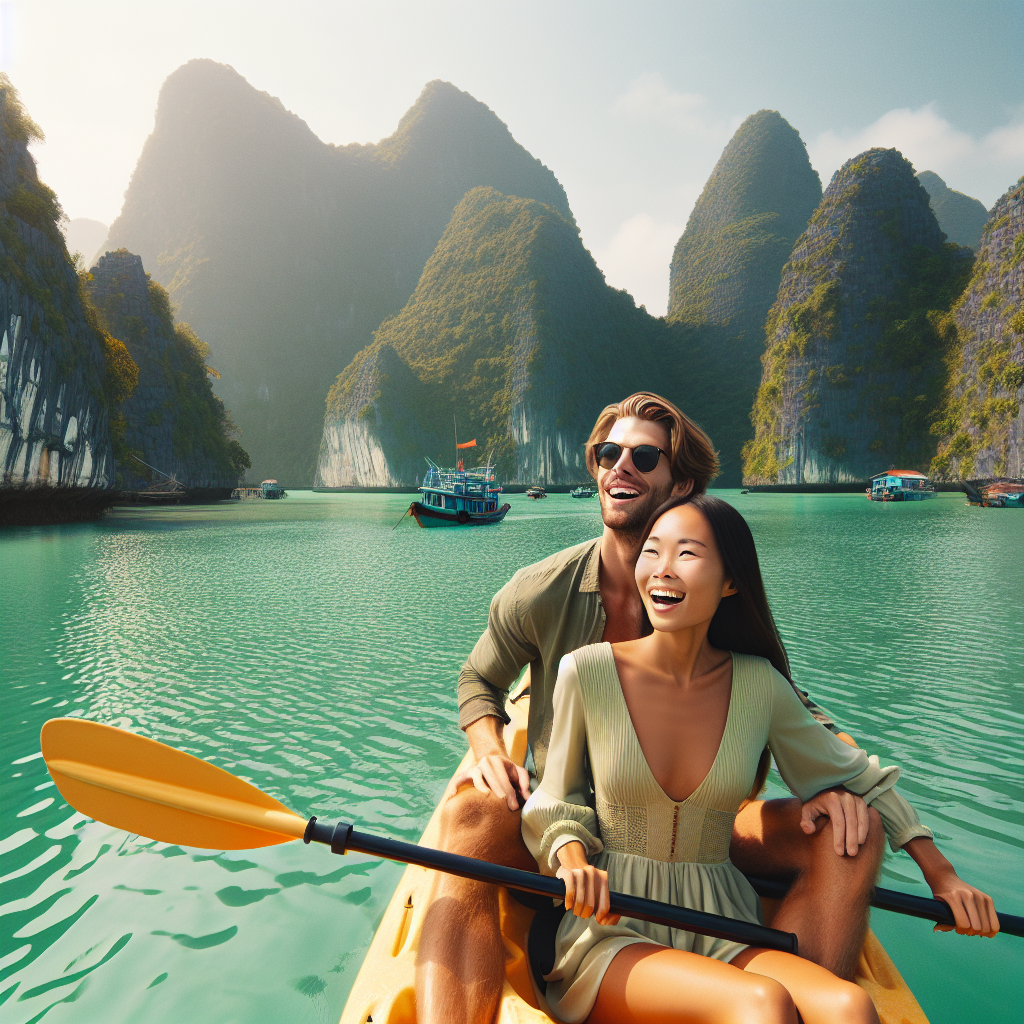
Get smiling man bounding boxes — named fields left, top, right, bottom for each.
left=414, top=392, right=991, bottom=1024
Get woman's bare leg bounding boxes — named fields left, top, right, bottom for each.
left=732, top=948, right=879, bottom=1024
left=586, top=943, right=797, bottom=1024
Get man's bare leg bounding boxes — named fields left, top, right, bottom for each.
left=731, top=799, right=884, bottom=980
left=416, top=785, right=536, bottom=1024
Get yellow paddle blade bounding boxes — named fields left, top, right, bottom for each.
left=41, top=718, right=307, bottom=850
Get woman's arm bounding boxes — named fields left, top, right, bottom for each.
left=903, top=837, right=1000, bottom=936
left=555, top=840, right=621, bottom=926
left=521, top=654, right=604, bottom=873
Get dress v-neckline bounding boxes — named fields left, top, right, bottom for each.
left=604, top=642, right=737, bottom=806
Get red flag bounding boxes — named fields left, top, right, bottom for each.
left=456, top=439, right=477, bottom=449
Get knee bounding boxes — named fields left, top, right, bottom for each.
left=830, top=980, right=877, bottom=1023
left=438, top=786, right=517, bottom=856
left=741, top=976, right=796, bottom=1024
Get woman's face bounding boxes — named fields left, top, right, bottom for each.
left=635, top=504, right=737, bottom=633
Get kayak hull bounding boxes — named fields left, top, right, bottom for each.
left=338, top=688, right=928, bottom=1023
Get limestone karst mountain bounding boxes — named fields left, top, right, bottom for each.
left=84, top=250, right=249, bottom=493
left=0, top=76, right=138, bottom=523
left=916, top=171, right=989, bottom=250
left=743, top=148, right=973, bottom=486
left=931, top=178, right=1024, bottom=481
left=316, top=187, right=687, bottom=487
left=667, top=110, right=822, bottom=485
left=102, top=60, right=571, bottom=484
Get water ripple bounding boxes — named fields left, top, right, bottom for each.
left=1, top=491, right=1020, bottom=1022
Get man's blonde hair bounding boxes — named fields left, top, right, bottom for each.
left=585, top=392, right=718, bottom=494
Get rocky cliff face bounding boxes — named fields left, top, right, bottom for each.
left=917, top=171, right=989, bottom=250
left=743, top=148, right=973, bottom=485
left=102, top=60, right=571, bottom=484
left=84, top=250, right=247, bottom=491
left=1, top=78, right=128, bottom=505
left=667, top=110, right=821, bottom=484
left=931, top=179, right=1024, bottom=481
left=317, top=187, right=682, bottom=487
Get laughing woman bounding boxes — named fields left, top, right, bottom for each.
left=521, top=495, right=989, bottom=1024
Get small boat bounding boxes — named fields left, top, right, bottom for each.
left=963, top=479, right=1023, bottom=508
left=409, top=458, right=511, bottom=528
left=867, top=470, right=936, bottom=502
left=339, top=683, right=929, bottom=1024
left=570, top=485, right=596, bottom=499
left=526, top=486, right=547, bottom=499
left=260, top=479, right=287, bottom=499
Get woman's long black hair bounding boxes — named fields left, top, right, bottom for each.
left=637, top=493, right=790, bottom=798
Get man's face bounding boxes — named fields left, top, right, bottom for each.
left=596, top=417, right=691, bottom=536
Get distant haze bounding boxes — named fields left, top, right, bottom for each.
left=62, top=217, right=108, bottom=265
left=6, top=0, right=1024, bottom=314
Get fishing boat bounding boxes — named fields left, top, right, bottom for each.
left=963, top=479, right=1024, bottom=508
left=867, top=470, right=936, bottom=501
left=526, top=486, right=547, bottom=499
left=408, top=458, right=511, bottom=528
left=338, top=681, right=930, bottom=1024
left=570, top=484, right=596, bottom=499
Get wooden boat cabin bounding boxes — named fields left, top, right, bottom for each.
left=410, top=458, right=511, bottom=527
left=966, top=479, right=1024, bottom=508
left=868, top=470, right=936, bottom=502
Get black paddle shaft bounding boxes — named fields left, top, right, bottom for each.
left=303, top=818, right=798, bottom=955
left=748, top=876, right=1024, bottom=938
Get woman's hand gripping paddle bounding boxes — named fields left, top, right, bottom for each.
left=39, top=718, right=800, bottom=954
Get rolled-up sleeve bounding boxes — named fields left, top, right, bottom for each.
left=521, top=655, right=604, bottom=873
left=458, top=573, right=539, bottom=730
left=768, top=667, right=933, bottom=851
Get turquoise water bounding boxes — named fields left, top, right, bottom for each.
left=1, top=491, right=1021, bottom=1023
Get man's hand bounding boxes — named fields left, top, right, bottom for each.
left=445, top=753, right=530, bottom=811
left=799, top=787, right=870, bottom=856
left=445, top=715, right=530, bottom=811
left=555, top=841, right=620, bottom=926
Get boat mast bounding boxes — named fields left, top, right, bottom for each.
left=453, top=413, right=458, bottom=469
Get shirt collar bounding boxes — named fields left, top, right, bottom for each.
left=580, top=536, right=602, bottom=593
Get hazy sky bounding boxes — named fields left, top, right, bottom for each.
left=4, top=0, right=1022, bottom=314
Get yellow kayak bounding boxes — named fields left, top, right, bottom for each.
left=339, top=690, right=929, bottom=1024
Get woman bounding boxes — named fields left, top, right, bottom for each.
left=522, top=495, right=923, bottom=1024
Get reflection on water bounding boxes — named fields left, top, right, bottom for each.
left=1, top=491, right=1021, bottom=1022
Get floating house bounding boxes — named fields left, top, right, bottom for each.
left=868, top=470, right=936, bottom=501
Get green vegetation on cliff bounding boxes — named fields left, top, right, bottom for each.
left=917, top=171, right=990, bottom=251
left=321, top=187, right=683, bottom=485
left=667, top=110, right=821, bottom=484
left=743, top=148, right=973, bottom=484
left=1, top=75, right=139, bottom=488
left=103, top=60, right=572, bottom=484
left=85, top=249, right=249, bottom=487
left=931, top=178, right=1024, bottom=480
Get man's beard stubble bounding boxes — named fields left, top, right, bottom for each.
left=598, top=481, right=675, bottom=544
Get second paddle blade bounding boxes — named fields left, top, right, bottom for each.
left=41, top=718, right=306, bottom=850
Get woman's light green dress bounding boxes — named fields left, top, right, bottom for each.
left=520, top=643, right=931, bottom=1024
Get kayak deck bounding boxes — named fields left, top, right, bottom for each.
left=339, top=691, right=928, bottom=1023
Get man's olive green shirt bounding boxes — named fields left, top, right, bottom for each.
left=458, top=537, right=837, bottom=782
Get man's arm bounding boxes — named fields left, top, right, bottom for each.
left=446, top=574, right=538, bottom=809
left=444, top=714, right=531, bottom=811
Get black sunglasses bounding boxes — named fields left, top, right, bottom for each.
left=592, top=442, right=667, bottom=474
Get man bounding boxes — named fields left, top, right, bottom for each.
left=416, top=392, right=998, bottom=1024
